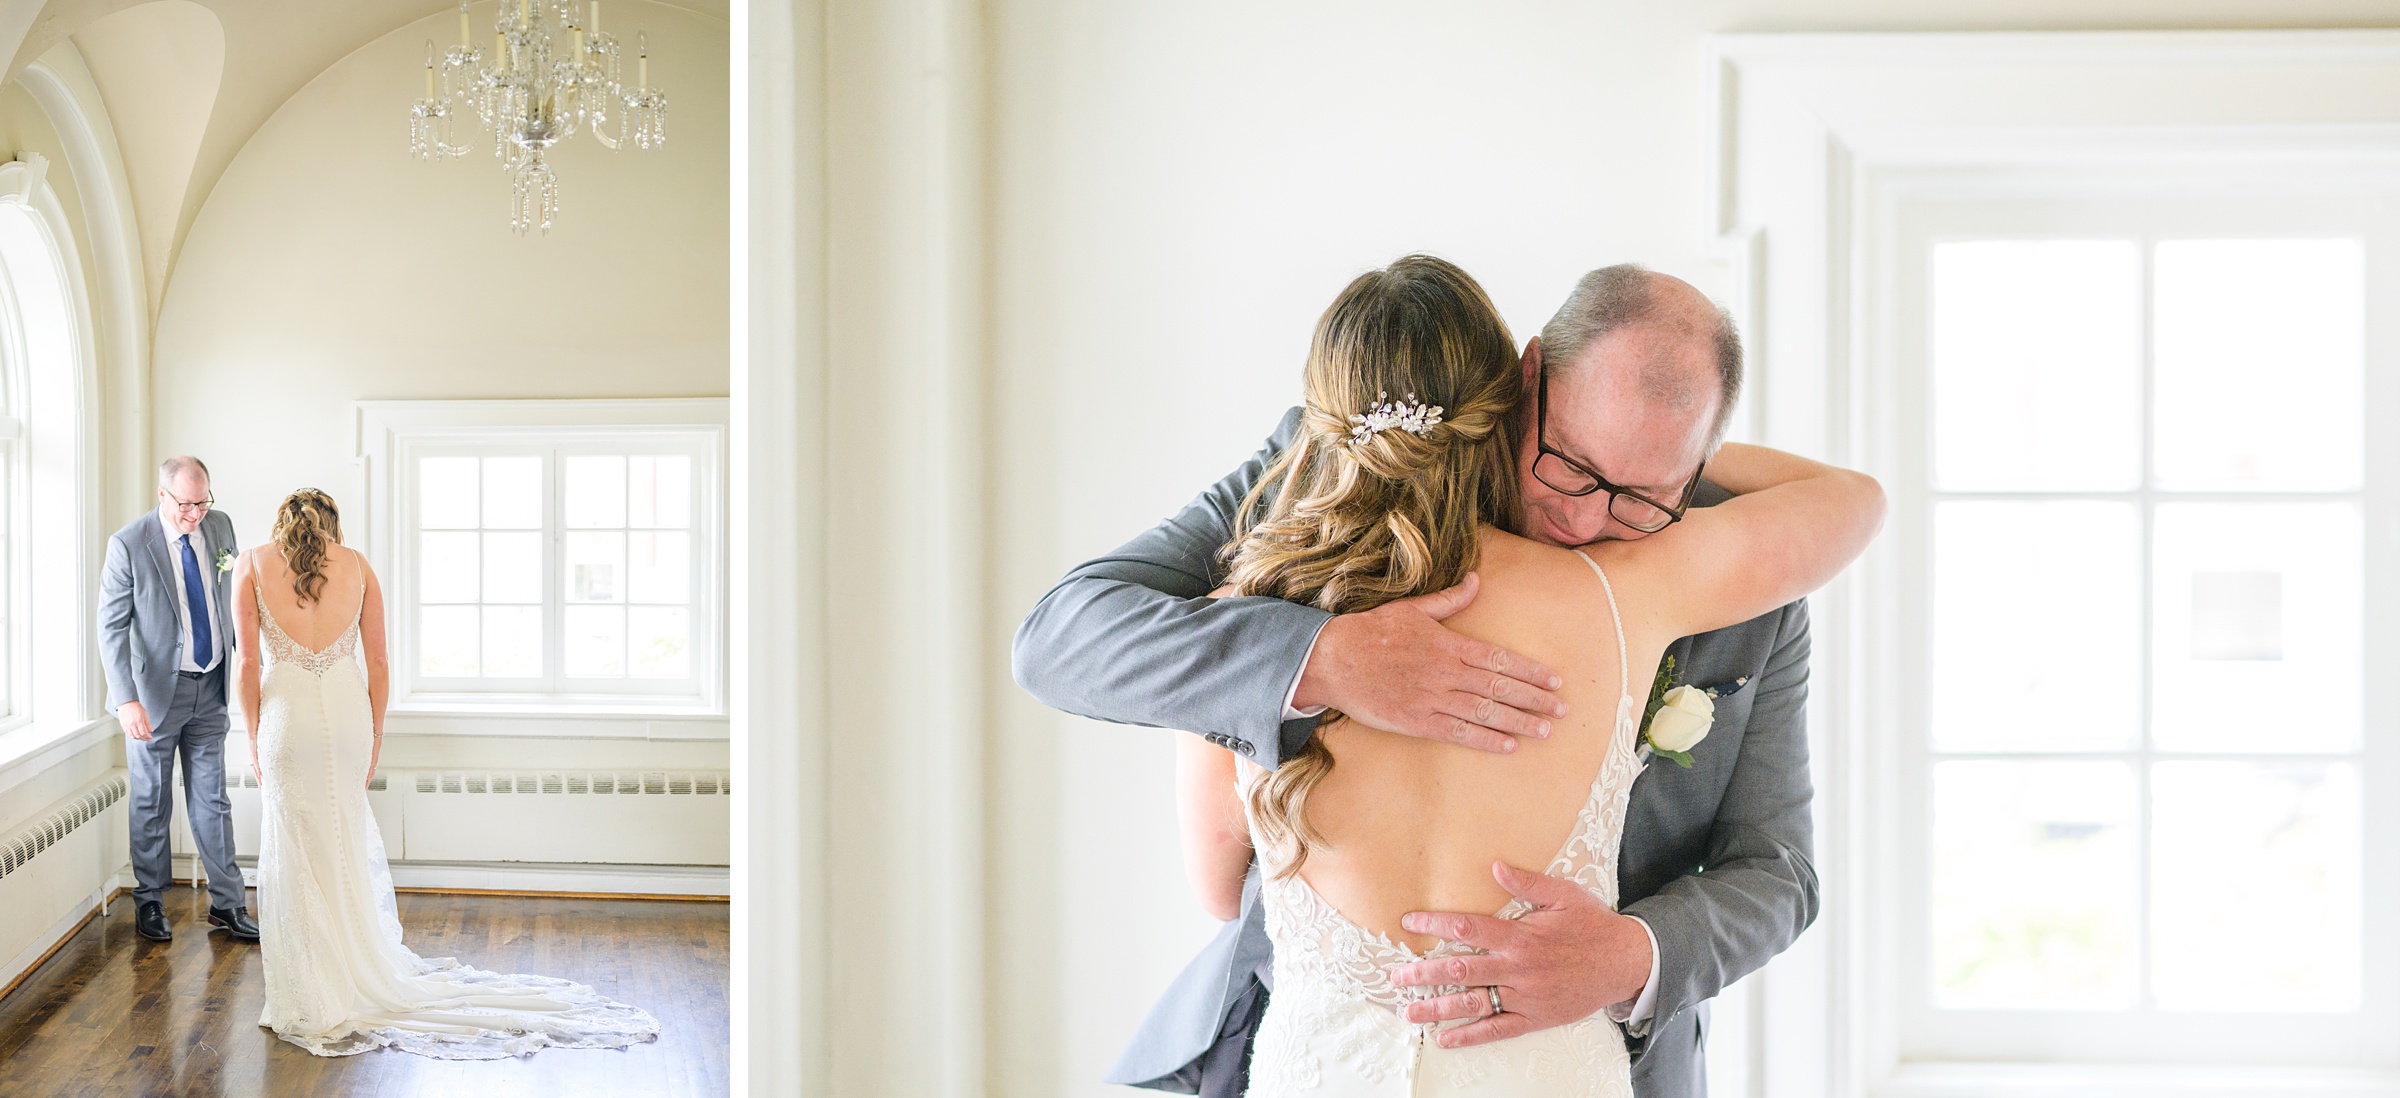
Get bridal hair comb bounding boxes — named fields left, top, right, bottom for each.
left=1347, top=391, right=1445, bottom=445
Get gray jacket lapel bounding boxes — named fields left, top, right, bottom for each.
left=139, top=508, right=174, bottom=593
left=208, top=511, right=236, bottom=650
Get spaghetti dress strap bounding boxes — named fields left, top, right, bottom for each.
left=1569, top=549, right=1631, bottom=711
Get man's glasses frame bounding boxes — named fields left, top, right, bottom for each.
left=163, top=490, right=214, bottom=514
left=1530, top=366, right=1705, bottom=534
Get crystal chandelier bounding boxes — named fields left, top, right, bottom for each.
left=410, top=0, right=668, bottom=234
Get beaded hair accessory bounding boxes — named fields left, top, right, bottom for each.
left=1347, top=391, right=1445, bottom=445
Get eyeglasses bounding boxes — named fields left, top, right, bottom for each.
left=163, top=490, right=213, bottom=514
left=1529, top=366, right=1704, bottom=534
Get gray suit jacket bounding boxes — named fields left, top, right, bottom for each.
left=1012, top=409, right=1819, bottom=1098
left=100, top=507, right=240, bottom=719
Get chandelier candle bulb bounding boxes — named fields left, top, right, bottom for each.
left=591, top=1, right=601, bottom=33
left=424, top=47, right=435, bottom=98
left=638, top=32, right=647, bottom=86
left=458, top=5, right=470, bottom=49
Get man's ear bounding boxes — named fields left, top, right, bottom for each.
left=1520, top=337, right=1542, bottom=385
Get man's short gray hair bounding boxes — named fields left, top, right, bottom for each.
left=158, top=456, right=210, bottom=488
left=1538, top=264, right=1744, bottom=445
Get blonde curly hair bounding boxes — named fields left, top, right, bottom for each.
left=1222, top=254, right=1525, bottom=877
left=271, top=489, right=343, bottom=606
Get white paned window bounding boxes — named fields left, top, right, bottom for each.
left=360, top=401, right=725, bottom=715
left=563, top=453, right=696, bottom=680
left=1891, top=193, right=2390, bottom=1068
left=0, top=203, right=78, bottom=736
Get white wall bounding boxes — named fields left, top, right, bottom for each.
left=975, top=2, right=2400, bottom=1094
left=148, top=3, right=727, bottom=802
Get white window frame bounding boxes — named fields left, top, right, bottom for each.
left=1708, top=30, right=2400, bottom=1098
left=0, top=150, right=102, bottom=766
left=0, top=60, right=156, bottom=789
left=1886, top=185, right=2391, bottom=1067
left=357, top=399, right=729, bottom=717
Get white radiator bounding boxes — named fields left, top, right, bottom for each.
left=0, top=774, right=125, bottom=880
left=213, top=769, right=731, bottom=869
left=0, top=771, right=129, bottom=995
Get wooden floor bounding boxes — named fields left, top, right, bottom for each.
left=0, top=886, right=728, bottom=1098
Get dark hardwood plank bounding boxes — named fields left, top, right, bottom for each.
left=0, top=886, right=729, bottom=1097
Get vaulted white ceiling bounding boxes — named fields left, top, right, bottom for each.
left=0, top=0, right=725, bottom=322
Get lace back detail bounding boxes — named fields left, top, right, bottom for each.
left=254, top=575, right=362, bottom=676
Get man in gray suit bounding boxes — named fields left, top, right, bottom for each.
left=1014, top=266, right=1815, bottom=1098
left=98, top=456, right=259, bottom=943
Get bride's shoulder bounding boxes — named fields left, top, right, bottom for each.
left=1468, top=527, right=1612, bottom=612
left=335, top=543, right=379, bottom=581
left=1474, top=526, right=1589, bottom=581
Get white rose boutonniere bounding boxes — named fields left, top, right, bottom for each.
left=215, top=548, right=234, bottom=575
left=1643, top=685, right=1713, bottom=768
left=1639, top=655, right=1749, bottom=769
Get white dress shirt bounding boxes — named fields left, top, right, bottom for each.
left=160, top=511, right=224, bottom=674
left=1279, top=644, right=1665, bottom=1028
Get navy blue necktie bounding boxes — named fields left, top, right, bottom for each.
left=180, top=534, right=214, bottom=668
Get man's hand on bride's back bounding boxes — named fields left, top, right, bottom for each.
left=1388, top=861, right=1654, bottom=1047
left=1290, top=572, right=1567, bottom=754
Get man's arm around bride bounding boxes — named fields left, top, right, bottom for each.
left=1014, top=264, right=1876, bottom=1097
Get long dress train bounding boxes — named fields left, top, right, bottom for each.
left=253, top=575, right=660, bottom=1059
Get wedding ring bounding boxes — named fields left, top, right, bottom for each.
left=1486, top=985, right=1503, bottom=1016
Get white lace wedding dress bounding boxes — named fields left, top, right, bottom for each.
left=252, top=572, right=660, bottom=1059
left=1243, top=550, right=1640, bottom=1097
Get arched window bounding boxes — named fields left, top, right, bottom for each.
left=0, top=161, right=89, bottom=738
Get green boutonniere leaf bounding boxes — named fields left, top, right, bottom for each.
left=1652, top=745, right=1696, bottom=769
left=1641, top=653, right=1676, bottom=730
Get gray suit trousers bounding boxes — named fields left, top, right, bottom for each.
left=126, top=664, right=246, bottom=912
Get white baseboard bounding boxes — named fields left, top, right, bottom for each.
left=138, top=856, right=728, bottom=898
left=384, top=860, right=728, bottom=897
left=0, top=875, right=111, bottom=998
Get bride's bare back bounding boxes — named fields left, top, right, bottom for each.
left=1296, top=527, right=1676, bottom=952
left=249, top=545, right=368, bottom=652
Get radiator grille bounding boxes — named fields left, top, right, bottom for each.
left=214, top=769, right=727, bottom=797
left=0, top=774, right=128, bottom=880
left=411, top=771, right=730, bottom=796
left=221, top=772, right=387, bottom=792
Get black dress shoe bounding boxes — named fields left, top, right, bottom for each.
left=208, top=906, right=261, bottom=941
left=134, top=901, right=171, bottom=941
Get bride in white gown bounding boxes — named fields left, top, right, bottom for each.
left=232, top=488, right=660, bottom=1059
left=1176, top=257, right=1882, bottom=1095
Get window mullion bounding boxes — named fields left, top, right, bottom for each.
left=2135, top=233, right=2159, bottom=1019
left=547, top=445, right=564, bottom=697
